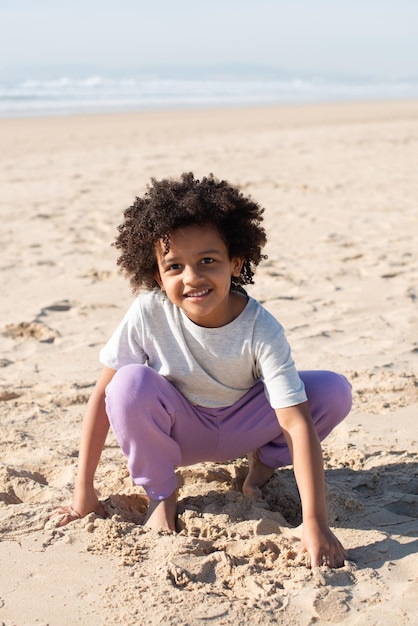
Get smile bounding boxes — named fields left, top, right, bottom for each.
left=184, top=289, right=211, bottom=298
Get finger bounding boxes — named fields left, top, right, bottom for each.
left=49, top=506, right=72, bottom=521
left=325, top=548, right=347, bottom=569
left=326, top=553, right=336, bottom=568
left=335, top=549, right=348, bottom=568
left=56, top=506, right=82, bottom=527
left=332, top=541, right=348, bottom=565
left=57, top=514, right=78, bottom=527
left=336, top=539, right=348, bottom=559
left=309, top=550, right=322, bottom=569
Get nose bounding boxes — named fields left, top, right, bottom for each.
left=183, top=263, right=204, bottom=285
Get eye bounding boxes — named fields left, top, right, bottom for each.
left=201, top=257, right=214, bottom=265
left=167, top=263, right=182, bottom=272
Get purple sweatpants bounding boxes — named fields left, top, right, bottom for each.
left=105, top=365, right=352, bottom=500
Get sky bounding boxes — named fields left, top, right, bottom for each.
left=0, top=0, right=417, bottom=79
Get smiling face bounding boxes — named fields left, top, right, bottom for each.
left=155, top=224, right=245, bottom=328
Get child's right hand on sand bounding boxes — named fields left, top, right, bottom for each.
left=54, top=488, right=107, bottom=527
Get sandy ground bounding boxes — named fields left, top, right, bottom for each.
left=0, top=100, right=417, bottom=625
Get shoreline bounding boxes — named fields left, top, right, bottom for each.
left=2, top=96, right=418, bottom=124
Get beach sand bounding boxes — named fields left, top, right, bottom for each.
left=0, top=100, right=417, bottom=625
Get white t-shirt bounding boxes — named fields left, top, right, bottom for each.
left=100, top=290, right=306, bottom=409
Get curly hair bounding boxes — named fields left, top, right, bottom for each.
left=114, top=172, right=267, bottom=291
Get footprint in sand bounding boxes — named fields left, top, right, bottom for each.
left=82, top=268, right=113, bottom=282
left=0, top=466, right=49, bottom=505
left=1, top=301, right=78, bottom=343
left=1, top=321, right=59, bottom=343
left=313, top=588, right=350, bottom=622
left=384, top=497, right=417, bottom=519
left=0, top=390, right=22, bottom=401
left=39, top=301, right=72, bottom=314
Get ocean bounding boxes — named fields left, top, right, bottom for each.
left=1, top=67, right=417, bottom=118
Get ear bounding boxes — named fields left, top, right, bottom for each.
left=154, top=271, right=165, bottom=290
left=231, top=257, right=245, bottom=277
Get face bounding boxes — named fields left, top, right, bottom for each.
left=155, top=224, right=244, bottom=327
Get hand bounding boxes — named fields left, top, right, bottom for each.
left=53, top=486, right=107, bottom=527
left=299, top=518, right=347, bottom=568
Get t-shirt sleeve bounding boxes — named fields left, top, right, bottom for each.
left=255, top=309, right=307, bottom=409
left=99, top=298, right=148, bottom=370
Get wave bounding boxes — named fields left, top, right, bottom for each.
left=1, top=74, right=417, bottom=117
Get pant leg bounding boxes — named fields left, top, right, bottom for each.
left=105, top=364, right=220, bottom=500
left=106, top=364, right=352, bottom=498
left=258, top=370, right=352, bottom=468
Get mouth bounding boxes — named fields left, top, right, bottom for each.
left=184, top=289, right=211, bottom=299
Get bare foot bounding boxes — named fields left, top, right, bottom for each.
left=242, top=451, right=275, bottom=498
left=144, top=491, right=177, bottom=531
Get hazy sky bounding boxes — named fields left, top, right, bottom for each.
left=1, top=0, right=417, bottom=77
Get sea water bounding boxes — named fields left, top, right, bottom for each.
left=1, top=67, right=417, bottom=118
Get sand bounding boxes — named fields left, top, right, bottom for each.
left=0, top=100, right=417, bottom=625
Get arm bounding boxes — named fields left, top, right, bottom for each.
left=275, top=401, right=347, bottom=568
left=58, top=366, right=116, bottom=525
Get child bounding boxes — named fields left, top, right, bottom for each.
left=58, top=173, right=352, bottom=569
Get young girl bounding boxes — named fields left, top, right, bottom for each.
left=59, top=173, right=352, bottom=569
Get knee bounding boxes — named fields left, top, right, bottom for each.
left=325, top=371, right=352, bottom=422
left=301, top=369, right=352, bottom=424
left=106, top=364, right=158, bottom=409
